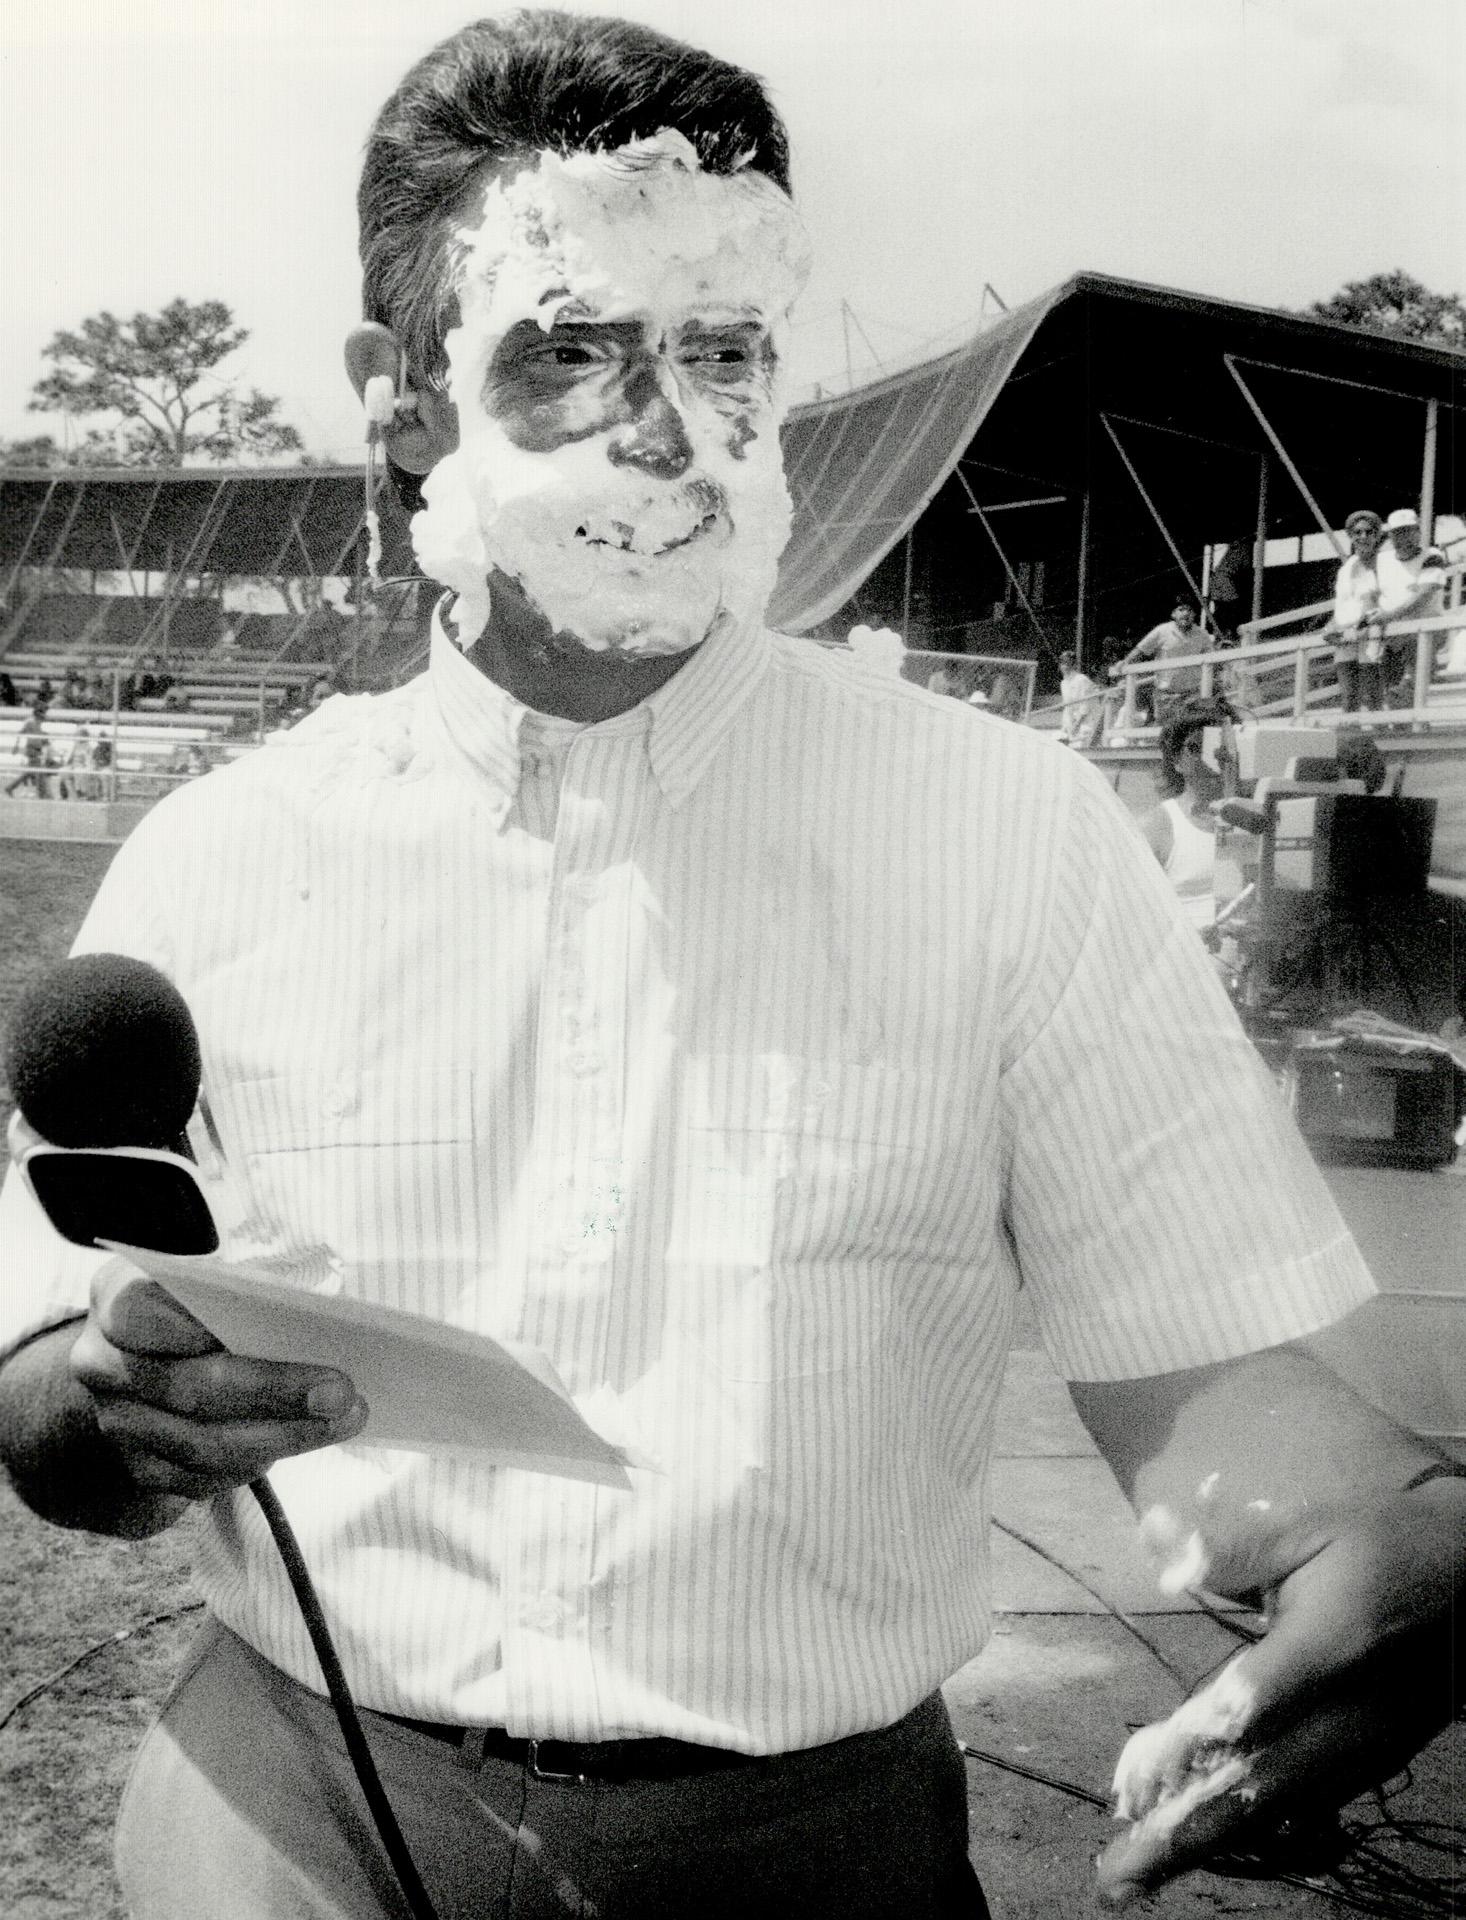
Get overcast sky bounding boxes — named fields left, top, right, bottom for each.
left=2, top=0, right=1462, bottom=460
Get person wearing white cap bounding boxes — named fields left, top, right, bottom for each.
left=1378, top=509, right=1448, bottom=700
left=1325, top=509, right=1386, bottom=712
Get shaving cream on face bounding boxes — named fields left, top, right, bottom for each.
left=411, top=131, right=812, bottom=655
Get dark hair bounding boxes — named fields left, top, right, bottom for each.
left=1334, top=729, right=1388, bottom=796
left=359, top=10, right=792, bottom=395
left=1157, top=696, right=1235, bottom=797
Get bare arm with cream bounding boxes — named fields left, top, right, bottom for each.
left=1067, top=1346, right=1466, bottom=1905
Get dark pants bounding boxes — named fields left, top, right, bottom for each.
left=1337, top=659, right=1384, bottom=712
left=116, top=1618, right=991, bottom=1920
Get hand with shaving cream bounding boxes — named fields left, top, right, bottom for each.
left=1068, top=1350, right=1466, bottom=1905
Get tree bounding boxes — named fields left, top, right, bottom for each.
left=1306, top=270, right=1466, bottom=349
left=0, top=429, right=125, bottom=468
left=26, top=298, right=305, bottom=465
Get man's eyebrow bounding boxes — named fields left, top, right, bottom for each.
left=679, top=316, right=767, bottom=335
left=490, top=317, right=642, bottom=356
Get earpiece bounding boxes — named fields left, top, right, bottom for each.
left=362, top=350, right=414, bottom=434
left=363, top=375, right=397, bottom=429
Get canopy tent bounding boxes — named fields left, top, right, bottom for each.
left=770, top=271, right=1466, bottom=663
left=3, top=271, right=1462, bottom=674
left=767, top=291, right=1060, bottom=631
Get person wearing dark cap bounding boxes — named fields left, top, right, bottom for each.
left=1325, top=509, right=1386, bottom=712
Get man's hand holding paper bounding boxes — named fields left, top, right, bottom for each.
left=69, top=1257, right=368, bottom=1503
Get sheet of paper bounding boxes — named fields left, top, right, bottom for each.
left=102, top=1242, right=634, bottom=1487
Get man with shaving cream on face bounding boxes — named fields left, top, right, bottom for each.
left=0, top=13, right=1461, bottom=1918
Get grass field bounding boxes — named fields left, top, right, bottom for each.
left=0, top=841, right=202, bottom=1920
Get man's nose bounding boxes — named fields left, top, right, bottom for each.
left=608, top=365, right=694, bottom=481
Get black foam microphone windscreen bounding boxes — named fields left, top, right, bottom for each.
left=5, top=952, right=202, bottom=1152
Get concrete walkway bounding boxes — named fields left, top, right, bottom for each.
left=944, top=1163, right=1466, bottom=1914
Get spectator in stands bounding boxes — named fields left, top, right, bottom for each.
left=62, top=669, right=85, bottom=709
left=1378, top=508, right=1447, bottom=702
left=84, top=673, right=110, bottom=711
left=35, top=676, right=55, bottom=708
left=308, top=668, right=339, bottom=709
left=1205, top=540, right=1253, bottom=643
left=1057, top=649, right=1104, bottom=746
left=925, top=663, right=960, bottom=698
left=1324, top=509, right=1386, bottom=713
left=59, top=725, right=98, bottom=801
left=1138, top=696, right=1238, bottom=931
left=5, top=699, right=52, bottom=798
left=985, top=669, right=1024, bottom=720
left=0, top=671, right=17, bottom=709
left=1111, top=601, right=1208, bottom=722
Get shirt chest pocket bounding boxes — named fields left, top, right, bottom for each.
left=220, top=1069, right=479, bottom=1292
left=667, top=1054, right=960, bottom=1380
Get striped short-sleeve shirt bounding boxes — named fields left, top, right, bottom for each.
left=0, top=612, right=1374, bottom=1749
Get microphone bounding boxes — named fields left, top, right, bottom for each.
left=9, top=970, right=436, bottom=1915
left=5, top=953, right=219, bottom=1255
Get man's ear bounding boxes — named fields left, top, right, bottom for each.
left=343, top=323, right=457, bottom=475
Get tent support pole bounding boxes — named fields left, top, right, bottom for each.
left=1098, top=413, right=1204, bottom=602
left=953, top=466, right=1052, bottom=660
left=901, top=527, right=914, bottom=643
left=1074, top=487, right=1091, bottom=667
left=1420, top=398, right=1438, bottom=544
left=1224, top=355, right=1344, bottom=557
left=1251, top=455, right=1269, bottom=629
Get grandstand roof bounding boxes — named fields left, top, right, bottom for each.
left=3, top=271, right=1462, bottom=643
left=0, top=466, right=413, bottom=584
left=769, top=270, right=1466, bottom=633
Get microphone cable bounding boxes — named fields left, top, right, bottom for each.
left=248, top=1477, right=440, bottom=1920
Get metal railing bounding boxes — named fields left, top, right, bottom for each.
left=1103, top=561, right=1466, bottom=735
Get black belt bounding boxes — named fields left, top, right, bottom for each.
left=381, top=1715, right=761, bottom=1784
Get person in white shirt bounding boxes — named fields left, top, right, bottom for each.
left=1, top=16, right=1462, bottom=1920
left=1057, top=649, right=1104, bottom=746
left=1138, top=701, right=1235, bottom=931
left=1325, top=509, right=1387, bottom=712
left=1377, top=506, right=1447, bottom=700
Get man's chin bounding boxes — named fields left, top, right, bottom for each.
left=573, top=621, right=714, bottom=660
left=513, top=571, right=728, bottom=661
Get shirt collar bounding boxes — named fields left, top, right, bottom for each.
left=427, top=599, right=773, bottom=814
